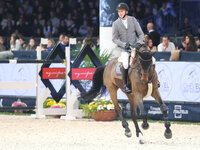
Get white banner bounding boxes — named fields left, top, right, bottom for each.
left=0, top=63, right=66, bottom=97
left=154, top=62, right=200, bottom=102
left=117, top=62, right=200, bottom=102
left=0, top=62, right=200, bottom=102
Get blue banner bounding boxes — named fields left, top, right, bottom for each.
left=120, top=100, right=200, bottom=121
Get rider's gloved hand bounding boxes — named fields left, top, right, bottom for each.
left=135, top=43, right=142, bottom=51
left=125, top=42, right=131, bottom=51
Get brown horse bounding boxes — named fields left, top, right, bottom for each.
left=81, top=45, right=172, bottom=144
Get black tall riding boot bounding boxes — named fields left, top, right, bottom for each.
left=121, top=67, right=132, bottom=94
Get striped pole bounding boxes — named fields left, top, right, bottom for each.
left=0, top=59, right=65, bottom=64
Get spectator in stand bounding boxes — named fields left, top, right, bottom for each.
left=50, top=11, right=60, bottom=28
left=196, top=37, right=200, bottom=52
left=78, top=20, right=88, bottom=37
left=196, top=25, right=200, bottom=38
left=178, top=37, right=185, bottom=50
left=0, top=36, right=6, bottom=51
left=157, top=35, right=175, bottom=52
left=32, top=19, right=43, bottom=35
left=47, top=38, right=55, bottom=51
left=144, top=34, right=157, bottom=51
left=34, top=27, right=44, bottom=37
left=37, top=13, right=45, bottom=27
left=71, top=27, right=81, bottom=38
left=26, top=37, right=36, bottom=51
left=148, top=39, right=157, bottom=51
left=43, top=20, right=55, bottom=37
left=53, top=27, right=60, bottom=37
left=59, top=34, right=69, bottom=51
left=179, top=17, right=193, bottom=36
left=58, top=20, right=67, bottom=34
left=147, top=22, right=160, bottom=47
left=41, top=44, right=48, bottom=51
left=182, top=34, right=197, bottom=52
left=10, top=33, right=21, bottom=51
left=2, top=19, right=14, bottom=36
left=19, top=35, right=27, bottom=50
left=15, top=17, right=27, bottom=36
left=23, top=0, right=33, bottom=17
left=58, top=33, right=64, bottom=43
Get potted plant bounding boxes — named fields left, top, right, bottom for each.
left=81, top=97, right=117, bottom=121
left=43, top=98, right=66, bottom=118
left=12, top=100, right=27, bottom=113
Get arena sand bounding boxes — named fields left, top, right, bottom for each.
left=0, top=115, right=199, bottom=150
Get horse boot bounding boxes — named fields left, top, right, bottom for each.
left=121, top=67, right=132, bottom=94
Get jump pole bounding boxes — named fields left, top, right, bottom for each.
left=61, top=38, right=84, bottom=120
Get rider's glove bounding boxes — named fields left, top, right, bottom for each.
left=135, top=43, right=142, bottom=51
left=125, top=42, right=131, bottom=51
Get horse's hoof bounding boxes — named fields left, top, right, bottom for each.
left=125, top=131, right=132, bottom=138
left=164, top=129, right=172, bottom=139
left=141, top=122, right=149, bottom=130
left=139, top=133, right=145, bottom=144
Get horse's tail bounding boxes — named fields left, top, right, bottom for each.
left=80, top=65, right=106, bottom=102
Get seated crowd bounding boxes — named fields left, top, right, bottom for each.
left=145, top=23, right=200, bottom=52
left=0, top=0, right=199, bottom=52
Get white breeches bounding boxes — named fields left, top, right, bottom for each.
left=121, top=51, right=130, bottom=69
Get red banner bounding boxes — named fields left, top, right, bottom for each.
left=42, top=68, right=96, bottom=80
left=72, top=68, right=96, bottom=80
left=42, top=68, right=66, bottom=79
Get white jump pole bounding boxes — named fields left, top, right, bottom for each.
left=34, top=47, right=46, bottom=118
left=61, top=38, right=84, bottom=120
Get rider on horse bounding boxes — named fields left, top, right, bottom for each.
left=112, top=2, right=144, bottom=94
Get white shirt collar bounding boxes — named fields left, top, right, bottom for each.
left=121, top=17, right=128, bottom=29
left=149, top=29, right=154, bottom=33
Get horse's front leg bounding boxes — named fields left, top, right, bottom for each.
left=152, top=89, right=172, bottom=139
left=137, top=97, right=149, bottom=130
left=128, top=95, right=144, bottom=144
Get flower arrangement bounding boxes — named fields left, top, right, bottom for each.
left=43, top=98, right=66, bottom=108
left=81, top=97, right=115, bottom=116
left=12, top=101, right=27, bottom=113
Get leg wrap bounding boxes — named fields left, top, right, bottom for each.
left=122, top=120, right=129, bottom=128
left=160, top=104, right=168, bottom=113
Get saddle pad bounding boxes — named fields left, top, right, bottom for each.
left=115, top=62, right=122, bottom=76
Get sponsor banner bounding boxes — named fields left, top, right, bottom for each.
left=72, top=68, right=96, bottom=80
left=42, top=68, right=65, bottom=79
left=42, top=68, right=96, bottom=80
left=143, top=62, right=200, bottom=102
left=120, top=100, right=200, bottom=121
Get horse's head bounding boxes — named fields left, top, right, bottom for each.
left=136, top=46, right=155, bottom=83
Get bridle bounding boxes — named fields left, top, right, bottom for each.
left=137, top=50, right=155, bottom=83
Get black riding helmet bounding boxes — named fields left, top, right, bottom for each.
left=116, top=3, right=129, bottom=11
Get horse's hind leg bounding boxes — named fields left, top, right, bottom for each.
left=152, top=89, right=172, bottom=139
left=107, top=85, right=132, bottom=138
